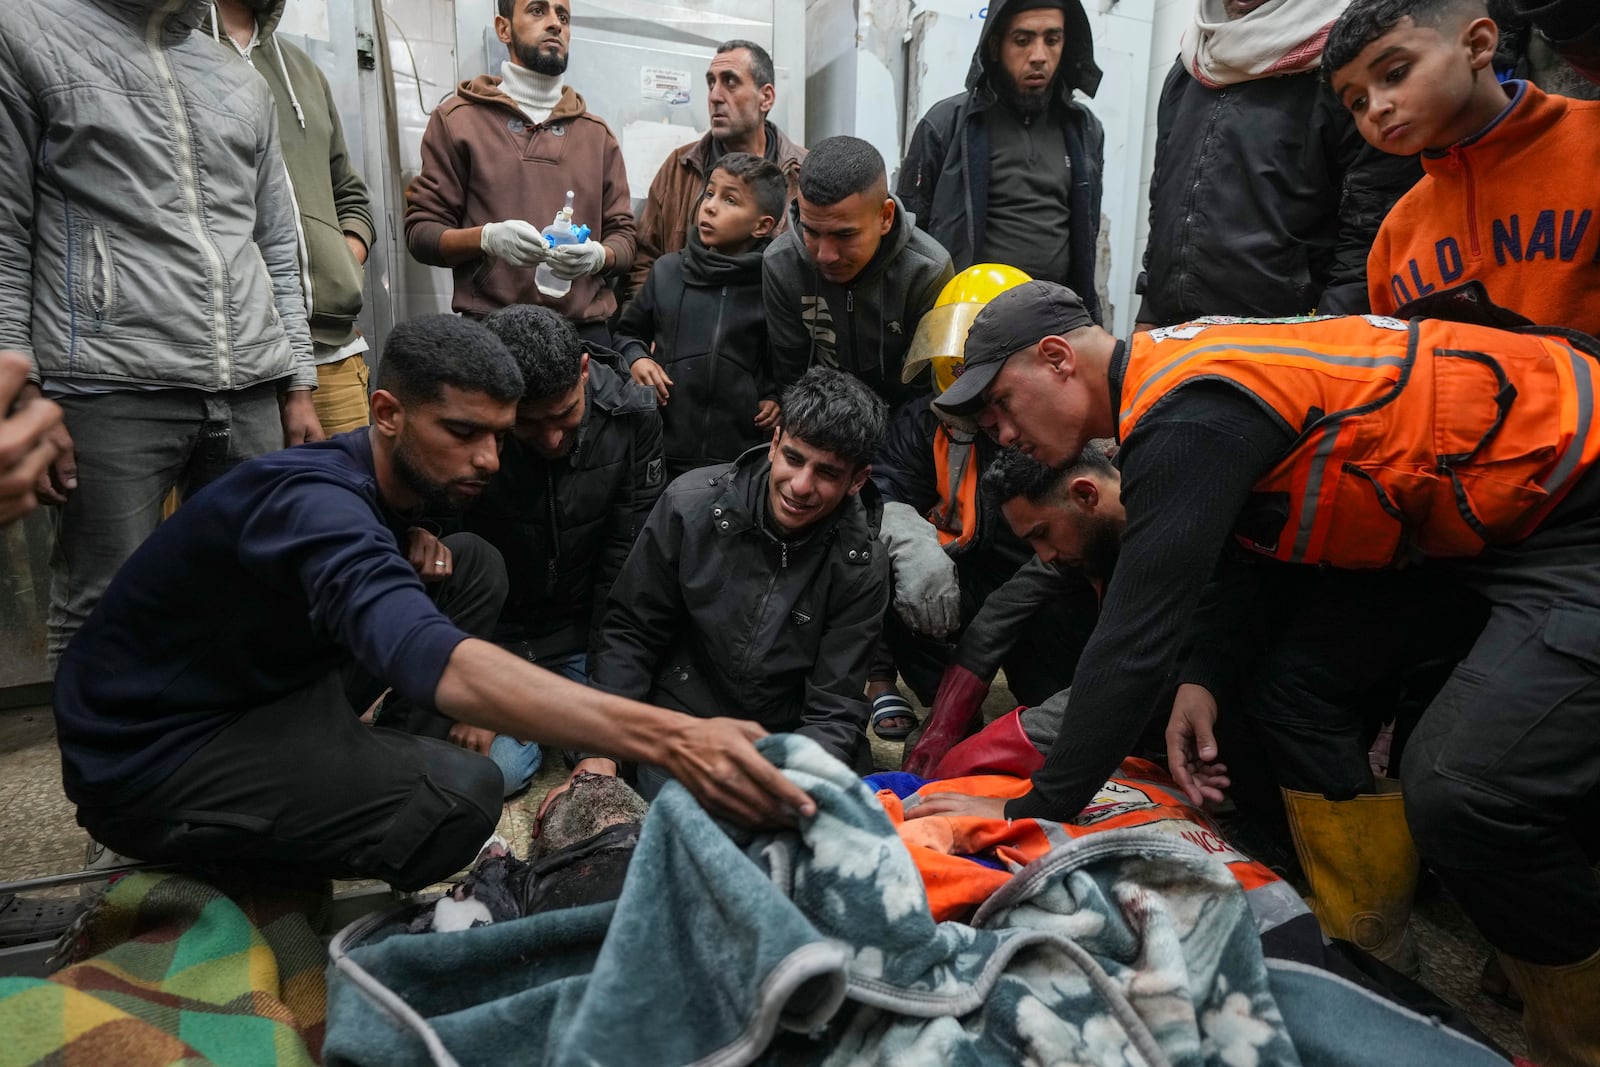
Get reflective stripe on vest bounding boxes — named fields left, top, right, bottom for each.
left=1118, top=316, right=1600, bottom=567
left=928, top=424, right=980, bottom=550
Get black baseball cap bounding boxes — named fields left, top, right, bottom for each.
left=931, top=281, right=1095, bottom=417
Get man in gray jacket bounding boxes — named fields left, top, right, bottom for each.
left=0, top=0, right=322, bottom=661
left=764, top=137, right=953, bottom=408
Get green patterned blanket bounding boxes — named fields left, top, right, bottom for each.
left=0, top=874, right=327, bottom=1066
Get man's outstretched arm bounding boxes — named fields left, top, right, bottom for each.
left=435, top=639, right=815, bottom=827
left=910, top=386, right=1289, bottom=823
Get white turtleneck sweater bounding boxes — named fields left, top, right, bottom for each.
left=499, top=60, right=564, bottom=126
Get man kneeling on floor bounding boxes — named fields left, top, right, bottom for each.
left=52, top=315, right=813, bottom=892
left=577, top=367, right=891, bottom=799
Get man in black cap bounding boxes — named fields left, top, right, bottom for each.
left=897, top=0, right=1104, bottom=310
left=912, top=280, right=1600, bottom=1053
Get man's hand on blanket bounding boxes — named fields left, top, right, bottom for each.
left=660, top=717, right=817, bottom=826
left=902, top=792, right=1009, bottom=821
left=1166, top=683, right=1231, bottom=809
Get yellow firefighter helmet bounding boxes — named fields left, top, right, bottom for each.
left=902, top=263, right=1034, bottom=394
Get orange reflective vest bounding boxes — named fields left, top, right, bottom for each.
left=1119, top=315, right=1600, bottom=567
left=878, top=759, right=1291, bottom=923
left=927, top=423, right=980, bottom=550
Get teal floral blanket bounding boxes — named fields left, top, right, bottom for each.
left=324, top=735, right=1504, bottom=1067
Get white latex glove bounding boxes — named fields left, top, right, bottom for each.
left=879, top=500, right=962, bottom=638
left=480, top=220, right=552, bottom=266
left=547, top=239, right=608, bottom=280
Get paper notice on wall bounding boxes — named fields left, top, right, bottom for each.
left=620, top=121, right=704, bottom=201
left=640, top=67, right=694, bottom=107
left=277, top=0, right=330, bottom=41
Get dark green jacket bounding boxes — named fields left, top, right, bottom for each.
left=202, top=0, right=374, bottom=348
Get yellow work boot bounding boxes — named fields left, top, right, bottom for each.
left=1281, top=781, right=1420, bottom=972
left=1497, top=947, right=1600, bottom=1067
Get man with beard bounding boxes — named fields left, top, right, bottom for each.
left=403, top=304, right=664, bottom=797
left=51, top=315, right=815, bottom=892
left=897, top=0, right=1104, bottom=307
left=405, top=0, right=635, bottom=348
left=915, top=280, right=1600, bottom=1053
left=900, top=444, right=1112, bottom=774
left=626, top=40, right=806, bottom=305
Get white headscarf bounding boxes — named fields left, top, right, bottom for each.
left=1179, top=0, right=1351, bottom=88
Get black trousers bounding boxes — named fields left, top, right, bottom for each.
left=1238, top=476, right=1600, bottom=965
left=78, top=534, right=510, bottom=891
left=1237, top=567, right=1488, bottom=800
left=1405, top=471, right=1600, bottom=965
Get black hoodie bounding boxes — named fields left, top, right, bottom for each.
left=897, top=0, right=1105, bottom=320
left=615, top=232, right=772, bottom=479
left=762, top=195, right=954, bottom=407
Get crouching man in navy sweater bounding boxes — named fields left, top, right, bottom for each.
left=52, top=316, right=814, bottom=891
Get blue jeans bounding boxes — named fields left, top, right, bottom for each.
left=488, top=651, right=589, bottom=796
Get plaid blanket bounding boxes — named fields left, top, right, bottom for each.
left=0, top=873, right=327, bottom=1066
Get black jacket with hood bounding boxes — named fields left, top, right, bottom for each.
left=591, top=449, right=890, bottom=765
left=1136, top=59, right=1422, bottom=325
left=614, top=232, right=773, bottom=479
left=763, top=196, right=954, bottom=407
left=461, top=354, right=664, bottom=659
left=896, top=0, right=1105, bottom=321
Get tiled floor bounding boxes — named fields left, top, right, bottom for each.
left=0, top=686, right=1526, bottom=1058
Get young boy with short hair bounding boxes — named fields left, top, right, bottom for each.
left=1325, top=0, right=1600, bottom=331
left=615, top=152, right=786, bottom=480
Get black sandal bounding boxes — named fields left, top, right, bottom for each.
left=871, top=692, right=916, bottom=741
left=0, top=893, right=85, bottom=949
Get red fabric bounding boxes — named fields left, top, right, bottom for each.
left=902, top=665, right=989, bottom=776
left=932, top=708, right=1043, bottom=779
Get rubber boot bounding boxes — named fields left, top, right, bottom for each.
left=1497, top=947, right=1600, bottom=1067
left=1281, top=780, right=1420, bottom=973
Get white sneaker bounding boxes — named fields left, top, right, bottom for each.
left=80, top=839, right=144, bottom=897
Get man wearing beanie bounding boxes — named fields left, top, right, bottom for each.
left=898, top=0, right=1105, bottom=315
left=405, top=0, right=636, bottom=348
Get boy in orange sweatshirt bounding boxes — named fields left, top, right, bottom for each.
left=1325, top=0, right=1600, bottom=332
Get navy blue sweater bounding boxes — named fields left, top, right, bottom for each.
left=54, top=431, right=470, bottom=806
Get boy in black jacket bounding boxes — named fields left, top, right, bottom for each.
left=616, top=153, right=785, bottom=480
